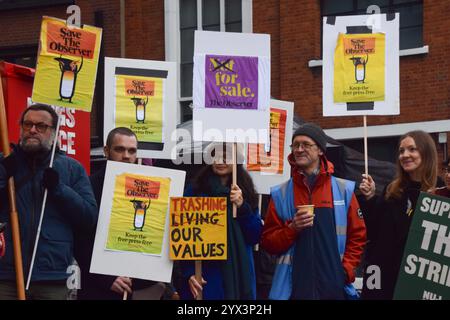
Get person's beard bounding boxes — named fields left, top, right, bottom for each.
left=20, top=132, right=55, bottom=154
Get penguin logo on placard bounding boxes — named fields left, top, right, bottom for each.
left=131, top=96, right=149, bottom=123
left=131, top=198, right=150, bottom=231
left=55, top=56, right=83, bottom=102
left=350, top=55, right=368, bottom=84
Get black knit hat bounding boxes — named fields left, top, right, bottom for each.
left=292, top=122, right=327, bottom=152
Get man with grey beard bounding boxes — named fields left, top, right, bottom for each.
left=0, top=103, right=97, bottom=300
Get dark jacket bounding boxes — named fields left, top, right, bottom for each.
left=0, top=145, right=97, bottom=281
left=74, top=163, right=118, bottom=300
left=360, top=180, right=421, bottom=300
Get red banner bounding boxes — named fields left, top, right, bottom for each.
left=0, top=61, right=91, bottom=174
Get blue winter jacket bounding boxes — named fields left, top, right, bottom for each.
left=0, top=145, right=97, bottom=281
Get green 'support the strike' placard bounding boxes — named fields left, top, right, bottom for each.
left=394, top=192, right=450, bottom=300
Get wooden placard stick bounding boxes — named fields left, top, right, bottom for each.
left=0, top=74, right=26, bottom=300
left=363, top=116, right=369, bottom=177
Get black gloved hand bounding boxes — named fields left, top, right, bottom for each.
left=42, top=167, right=59, bottom=190
left=0, top=152, right=18, bottom=178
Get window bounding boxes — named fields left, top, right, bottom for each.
left=225, top=0, right=243, bottom=32
left=179, top=0, right=198, bottom=100
left=321, top=0, right=423, bottom=50
left=166, top=0, right=252, bottom=123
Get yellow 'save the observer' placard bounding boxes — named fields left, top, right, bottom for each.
left=106, top=173, right=171, bottom=255
left=170, top=197, right=227, bottom=260
left=32, top=16, right=102, bottom=112
left=114, top=74, right=164, bottom=143
left=334, top=33, right=385, bottom=103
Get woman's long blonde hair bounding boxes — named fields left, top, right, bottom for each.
left=385, top=130, right=438, bottom=200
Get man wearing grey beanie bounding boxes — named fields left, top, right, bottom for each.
left=261, top=122, right=366, bottom=300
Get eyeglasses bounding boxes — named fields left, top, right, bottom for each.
left=290, top=142, right=317, bottom=151
left=21, top=121, right=54, bottom=133
left=442, top=167, right=450, bottom=174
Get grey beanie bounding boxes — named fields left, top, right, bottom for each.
left=292, top=122, right=327, bottom=152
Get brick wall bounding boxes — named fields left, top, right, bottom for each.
left=253, top=0, right=280, bottom=99
left=76, top=0, right=121, bottom=58
left=254, top=0, right=450, bottom=159
left=75, top=0, right=165, bottom=140
left=124, top=0, right=165, bottom=61
left=75, top=0, right=121, bottom=141
left=0, top=6, right=67, bottom=48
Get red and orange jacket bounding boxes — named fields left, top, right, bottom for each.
left=261, top=154, right=366, bottom=283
